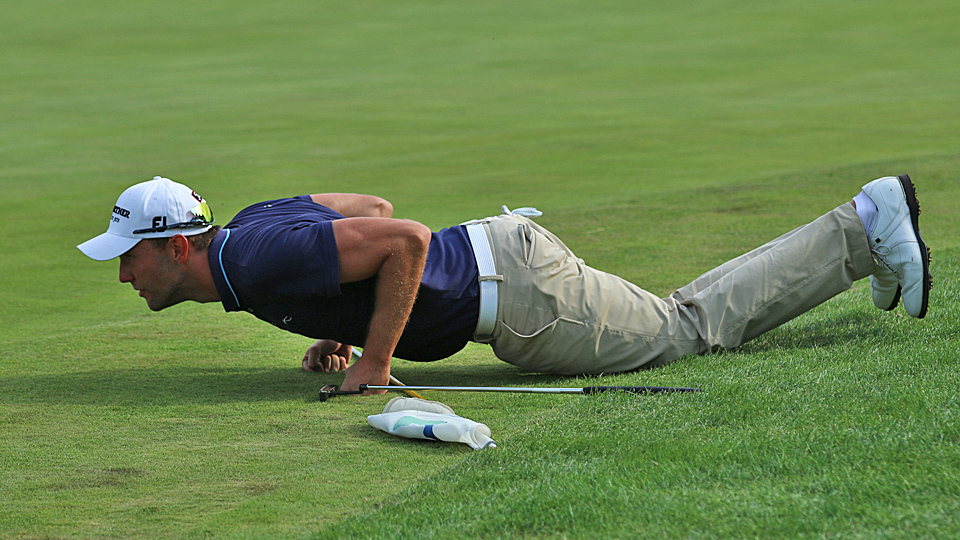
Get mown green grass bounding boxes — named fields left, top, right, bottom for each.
left=1, top=0, right=959, bottom=539
left=314, top=263, right=960, bottom=538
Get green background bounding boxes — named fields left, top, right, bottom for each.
left=2, top=1, right=958, bottom=538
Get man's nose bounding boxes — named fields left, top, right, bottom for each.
left=119, top=262, right=133, bottom=283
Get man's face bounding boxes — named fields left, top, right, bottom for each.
left=118, top=240, right=188, bottom=311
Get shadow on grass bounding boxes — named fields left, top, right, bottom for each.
left=0, top=362, right=569, bottom=407
left=737, top=311, right=889, bottom=354
left=13, top=306, right=941, bottom=408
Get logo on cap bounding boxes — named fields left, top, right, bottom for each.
left=113, top=206, right=130, bottom=218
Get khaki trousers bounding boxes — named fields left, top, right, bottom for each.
left=475, top=203, right=876, bottom=374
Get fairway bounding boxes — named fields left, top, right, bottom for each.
left=2, top=1, right=959, bottom=539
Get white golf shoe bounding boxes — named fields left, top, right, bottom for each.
left=861, top=174, right=931, bottom=318
left=869, top=267, right=901, bottom=311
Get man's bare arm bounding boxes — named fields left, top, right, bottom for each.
left=300, top=193, right=392, bottom=373
left=330, top=217, right=431, bottom=392
left=310, top=194, right=393, bottom=218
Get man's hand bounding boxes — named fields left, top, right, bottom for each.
left=302, top=340, right=352, bottom=372
left=339, top=355, right=390, bottom=394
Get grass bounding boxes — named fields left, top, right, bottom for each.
left=314, top=284, right=960, bottom=539
left=2, top=0, right=959, bottom=538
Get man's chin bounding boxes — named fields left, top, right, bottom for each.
left=144, top=295, right=182, bottom=312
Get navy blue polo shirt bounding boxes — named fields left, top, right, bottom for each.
left=208, top=196, right=480, bottom=361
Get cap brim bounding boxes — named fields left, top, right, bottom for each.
left=77, top=232, right=142, bottom=261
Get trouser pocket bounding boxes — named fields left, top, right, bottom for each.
left=518, top=222, right=536, bottom=267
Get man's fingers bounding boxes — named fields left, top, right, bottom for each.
left=302, top=340, right=349, bottom=372
left=321, top=354, right=341, bottom=372
left=302, top=351, right=318, bottom=372
left=317, top=354, right=349, bottom=372
left=302, top=343, right=351, bottom=373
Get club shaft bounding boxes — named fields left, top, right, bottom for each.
left=360, top=385, right=701, bottom=394
left=349, top=351, right=700, bottom=394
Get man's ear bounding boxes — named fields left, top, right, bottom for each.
left=168, top=234, right=191, bottom=264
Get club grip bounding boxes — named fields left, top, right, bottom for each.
left=581, top=385, right=702, bottom=395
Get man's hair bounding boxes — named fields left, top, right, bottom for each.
left=145, top=226, right=222, bottom=253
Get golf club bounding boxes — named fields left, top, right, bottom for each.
left=319, top=384, right=702, bottom=402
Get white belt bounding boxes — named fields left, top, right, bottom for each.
left=465, top=223, right=502, bottom=340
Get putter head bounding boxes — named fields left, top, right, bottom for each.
left=317, top=384, right=339, bottom=402
left=317, top=384, right=366, bottom=402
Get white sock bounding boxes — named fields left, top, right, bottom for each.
left=853, top=191, right=879, bottom=237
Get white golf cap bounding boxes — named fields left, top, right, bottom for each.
left=77, top=176, right=215, bottom=261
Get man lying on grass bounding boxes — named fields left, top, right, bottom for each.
left=78, top=175, right=931, bottom=394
